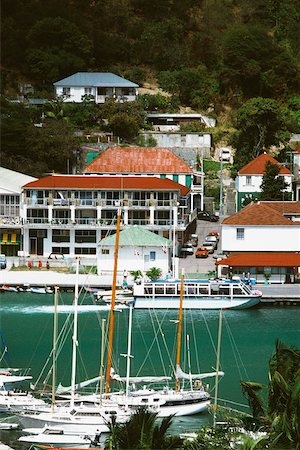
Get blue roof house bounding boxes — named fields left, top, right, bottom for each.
left=53, top=72, right=139, bottom=103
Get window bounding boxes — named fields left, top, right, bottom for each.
left=101, top=249, right=109, bottom=255
left=75, top=230, right=96, bottom=243
left=52, top=247, right=69, bottom=255
left=84, top=88, right=93, bottom=95
left=62, top=87, right=70, bottom=97
left=150, top=251, right=156, bottom=261
left=52, top=229, right=70, bottom=243
left=246, top=176, right=252, bottom=185
left=236, top=228, right=245, bottom=240
left=75, top=247, right=96, bottom=255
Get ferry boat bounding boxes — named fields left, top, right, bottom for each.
left=133, top=279, right=262, bottom=310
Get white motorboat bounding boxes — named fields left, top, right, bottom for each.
left=31, top=286, right=53, bottom=294
left=133, top=278, right=262, bottom=309
left=19, top=426, right=92, bottom=448
left=0, top=370, right=48, bottom=413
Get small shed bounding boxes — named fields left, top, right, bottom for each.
left=97, top=226, right=171, bottom=277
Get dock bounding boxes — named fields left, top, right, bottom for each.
left=0, top=270, right=299, bottom=305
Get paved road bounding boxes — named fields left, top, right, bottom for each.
left=178, top=219, right=222, bottom=276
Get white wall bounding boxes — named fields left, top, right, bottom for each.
left=97, top=246, right=169, bottom=275
left=221, top=225, right=300, bottom=252
left=237, top=174, right=293, bottom=193
left=142, top=132, right=212, bottom=148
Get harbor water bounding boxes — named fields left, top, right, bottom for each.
left=0, top=290, right=299, bottom=449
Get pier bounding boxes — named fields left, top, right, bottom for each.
left=0, top=270, right=299, bottom=305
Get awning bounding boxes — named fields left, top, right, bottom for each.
left=216, top=252, right=300, bottom=267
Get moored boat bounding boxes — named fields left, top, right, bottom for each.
left=19, top=426, right=93, bottom=448
left=133, top=278, right=262, bottom=309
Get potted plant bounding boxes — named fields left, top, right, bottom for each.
left=130, top=270, right=143, bottom=283
left=146, top=267, right=162, bottom=281
left=264, top=272, right=271, bottom=285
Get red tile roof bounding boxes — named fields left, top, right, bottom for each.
left=261, top=201, right=300, bottom=215
left=23, top=175, right=190, bottom=196
left=216, top=252, right=300, bottom=267
left=238, top=153, right=292, bottom=175
left=83, top=147, right=193, bottom=174
left=222, top=202, right=299, bottom=225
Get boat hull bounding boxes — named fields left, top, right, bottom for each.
left=133, top=296, right=261, bottom=310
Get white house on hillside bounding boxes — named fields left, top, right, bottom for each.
left=235, top=153, right=293, bottom=210
left=217, top=201, right=300, bottom=283
left=97, top=226, right=171, bottom=277
left=54, top=72, right=139, bottom=103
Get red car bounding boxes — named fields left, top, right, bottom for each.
left=195, top=247, right=209, bottom=258
left=207, top=231, right=220, bottom=240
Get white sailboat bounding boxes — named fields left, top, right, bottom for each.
left=108, top=272, right=223, bottom=417
left=18, top=214, right=132, bottom=434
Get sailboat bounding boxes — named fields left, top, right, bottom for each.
left=0, top=332, right=48, bottom=413
left=17, top=248, right=132, bottom=435
left=108, top=272, right=223, bottom=417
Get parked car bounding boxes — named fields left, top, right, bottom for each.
left=207, top=231, right=220, bottom=240
left=189, top=234, right=198, bottom=247
left=204, top=235, right=218, bottom=250
left=197, top=210, right=219, bottom=222
left=179, top=243, right=194, bottom=258
left=0, top=254, right=7, bottom=269
left=48, top=253, right=64, bottom=260
left=202, top=241, right=217, bottom=253
left=195, top=247, right=209, bottom=258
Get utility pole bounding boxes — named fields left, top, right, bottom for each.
left=219, top=155, right=223, bottom=217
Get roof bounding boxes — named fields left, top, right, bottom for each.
left=146, top=113, right=216, bottom=127
left=23, top=175, right=190, bottom=196
left=100, top=226, right=170, bottom=247
left=216, top=252, right=300, bottom=267
left=238, top=153, right=292, bottom=175
left=261, top=201, right=300, bottom=215
left=83, top=147, right=193, bottom=174
left=54, top=72, right=139, bottom=88
left=222, top=202, right=299, bottom=226
left=0, top=167, right=36, bottom=195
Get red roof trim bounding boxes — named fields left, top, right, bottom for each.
left=23, top=175, right=190, bottom=196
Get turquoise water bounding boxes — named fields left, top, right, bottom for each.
left=0, top=290, right=299, bottom=448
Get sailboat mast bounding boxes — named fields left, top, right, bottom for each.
left=105, top=208, right=121, bottom=394
left=213, top=309, right=223, bottom=428
left=51, top=286, right=59, bottom=413
left=175, top=271, right=184, bottom=392
left=70, top=258, right=80, bottom=408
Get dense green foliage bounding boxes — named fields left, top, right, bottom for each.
left=104, top=408, right=183, bottom=449
left=1, top=0, right=300, bottom=176
left=241, top=340, right=300, bottom=449
left=2, top=0, right=299, bottom=102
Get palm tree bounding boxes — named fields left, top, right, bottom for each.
left=240, top=340, right=300, bottom=449
left=146, top=267, right=162, bottom=281
left=104, top=408, right=183, bottom=450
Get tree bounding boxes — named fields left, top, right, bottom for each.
left=240, top=340, right=300, bottom=448
left=259, top=161, right=289, bottom=201
left=26, top=17, right=93, bottom=84
left=104, top=408, right=183, bottom=449
left=230, top=97, right=291, bottom=175
left=25, top=120, right=79, bottom=177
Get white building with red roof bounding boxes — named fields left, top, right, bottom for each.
left=21, top=174, right=193, bottom=264
left=217, top=201, right=300, bottom=283
left=236, top=153, right=293, bottom=210
left=83, top=146, right=204, bottom=211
